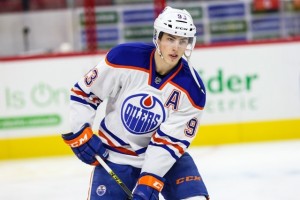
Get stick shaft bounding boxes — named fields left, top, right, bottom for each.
left=95, top=155, right=133, bottom=199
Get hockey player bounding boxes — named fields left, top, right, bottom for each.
left=62, top=6, right=209, bottom=200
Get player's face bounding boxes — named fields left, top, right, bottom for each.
left=158, top=33, right=189, bottom=66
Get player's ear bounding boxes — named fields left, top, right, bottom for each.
left=157, top=39, right=161, bottom=45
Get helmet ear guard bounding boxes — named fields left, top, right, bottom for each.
left=184, top=36, right=196, bottom=60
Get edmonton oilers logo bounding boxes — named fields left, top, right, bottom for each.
left=96, top=185, right=106, bottom=196
left=121, top=94, right=165, bottom=134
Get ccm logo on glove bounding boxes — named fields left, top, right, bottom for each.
left=64, top=128, right=93, bottom=147
left=153, top=181, right=164, bottom=191
left=138, top=175, right=164, bottom=192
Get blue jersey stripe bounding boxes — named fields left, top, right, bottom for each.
left=70, top=95, right=97, bottom=110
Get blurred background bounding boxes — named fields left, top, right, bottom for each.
left=0, top=0, right=300, bottom=56
left=0, top=0, right=300, bottom=199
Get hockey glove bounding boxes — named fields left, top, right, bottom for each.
left=62, top=123, right=108, bottom=166
left=133, top=172, right=165, bottom=200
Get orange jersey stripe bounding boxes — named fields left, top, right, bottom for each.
left=105, top=57, right=150, bottom=73
left=98, top=130, right=138, bottom=156
left=152, top=134, right=185, bottom=155
left=71, top=88, right=88, bottom=97
left=158, top=63, right=183, bottom=90
left=148, top=50, right=155, bottom=85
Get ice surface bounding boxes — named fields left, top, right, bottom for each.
left=1, top=140, right=299, bottom=200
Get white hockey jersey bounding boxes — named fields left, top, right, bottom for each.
left=70, top=43, right=206, bottom=177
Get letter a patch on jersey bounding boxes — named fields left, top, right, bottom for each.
left=165, top=89, right=181, bottom=111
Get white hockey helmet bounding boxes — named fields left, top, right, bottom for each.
left=153, top=6, right=197, bottom=59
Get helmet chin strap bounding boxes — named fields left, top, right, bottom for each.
left=154, top=39, right=164, bottom=60
left=184, top=50, right=192, bottom=62
left=158, top=48, right=164, bottom=60
left=184, top=49, right=203, bottom=91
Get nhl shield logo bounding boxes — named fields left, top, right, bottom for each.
left=155, top=76, right=162, bottom=84
left=121, top=94, right=166, bottom=134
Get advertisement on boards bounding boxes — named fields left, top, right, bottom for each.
left=208, top=3, right=245, bottom=19
left=123, top=9, right=154, bottom=24
left=1, top=42, right=300, bottom=139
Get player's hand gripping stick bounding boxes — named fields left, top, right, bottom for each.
left=62, top=123, right=108, bottom=166
left=133, top=173, right=165, bottom=200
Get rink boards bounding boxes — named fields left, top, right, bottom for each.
left=1, top=40, right=300, bottom=159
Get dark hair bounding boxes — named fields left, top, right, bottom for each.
left=158, top=32, right=164, bottom=40
left=158, top=31, right=194, bottom=43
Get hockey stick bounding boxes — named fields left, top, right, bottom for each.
left=95, top=155, right=133, bottom=199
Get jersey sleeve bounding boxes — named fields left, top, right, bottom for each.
left=141, top=90, right=206, bottom=177
left=69, top=56, right=123, bottom=133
